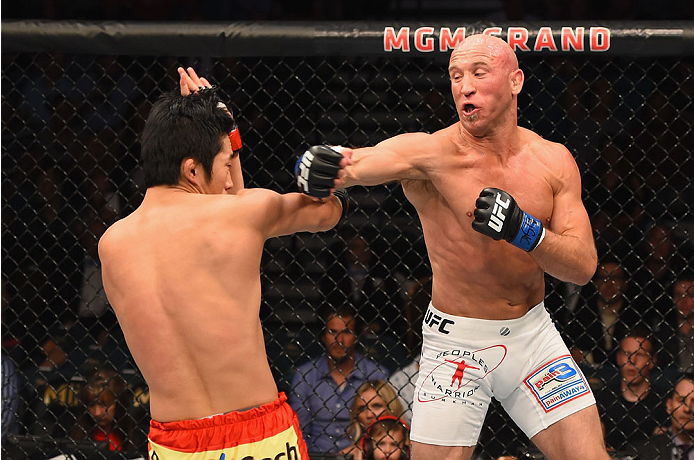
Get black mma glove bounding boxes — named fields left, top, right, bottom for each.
left=295, top=145, right=344, bottom=198
left=472, top=187, right=545, bottom=252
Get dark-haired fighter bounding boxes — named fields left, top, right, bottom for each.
left=295, top=34, right=607, bottom=460
left=99, top=67, right=348, bottom=460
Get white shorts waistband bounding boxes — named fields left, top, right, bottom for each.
left=423, top=301, right=548, bottom=337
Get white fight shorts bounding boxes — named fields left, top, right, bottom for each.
left=411, top=302, right=595, bottom=446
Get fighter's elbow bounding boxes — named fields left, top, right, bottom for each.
left=308, top=200, right=342, bottom=233
left=573, top=254, right=598, bottom=286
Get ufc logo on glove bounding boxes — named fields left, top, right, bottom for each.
left=472, top=187, right=545, bottom=252
left=294, top=145, right=343, bottom=198
left=488, top=193, right=510, bottom=233
left=296, top=150, right=315, bottom=193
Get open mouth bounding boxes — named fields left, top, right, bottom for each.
left=463, top=103, right=477, bottom=115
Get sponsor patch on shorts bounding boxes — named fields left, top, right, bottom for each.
left=524, top=355, right=590, bottom=413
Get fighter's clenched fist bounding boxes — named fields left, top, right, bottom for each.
left=472, top=187, right=545, bottom=252
left=295, top=145, right=345, bottom=198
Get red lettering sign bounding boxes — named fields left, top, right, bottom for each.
left=508, top=27, right=530, bottom=51
left=562, top=26, right=584, bottom=51
left=534, top=27, right=558, bottom=51
left=439, top=27, right=466, bottom=52
left=384, top=27, right=410, bottom=52
left=590, top=27, right=610, bottom=51
left=483, top=27, right=503, bottom=37
left=415, top=27, right=435, bottom=52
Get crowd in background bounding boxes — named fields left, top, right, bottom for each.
left=2, top=8, right=694, bottom=460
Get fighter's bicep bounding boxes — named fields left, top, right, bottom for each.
left=348, top=133, right=433, bottom=184
left=548, top=150, right=593, bottom=241
left=241, top=189, right=336, bottom=238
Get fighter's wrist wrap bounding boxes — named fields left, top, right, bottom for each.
left=333, top=189, right=349, bottom=223
left=509, top=211, right=545, bottom=251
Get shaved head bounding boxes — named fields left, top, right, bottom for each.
left=451, top=34, right=519, bottom=73
left=447, top=33, right=525, bottom=136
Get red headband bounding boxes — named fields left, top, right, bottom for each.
left=229, top=127, right=242, bottom=151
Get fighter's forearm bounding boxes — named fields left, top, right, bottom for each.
left=338, top=146, right=417, bottom=188
left=530, top=230, right=597, bottom=285
left=229, top=153, right=244, bottom=194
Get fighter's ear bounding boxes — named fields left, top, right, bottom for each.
left=181, top=157, right=199, bottom=183
left=511, top=68, right=524, bottom=95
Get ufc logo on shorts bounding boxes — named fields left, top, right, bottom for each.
left=488, top=193, right=510, bottom=233
left=424, top=310, right=455, bottom=334
left=296, top=151, right=314, bottom=192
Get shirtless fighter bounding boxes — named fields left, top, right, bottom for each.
left=295, top=34, right=609, bottom=460
left=99, top=67, right=348, bottom=460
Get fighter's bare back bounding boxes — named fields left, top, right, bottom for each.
left=100, top=189, right=284, bottom=422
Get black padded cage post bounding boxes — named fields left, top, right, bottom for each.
left=2, top=21, right=694, bottom=459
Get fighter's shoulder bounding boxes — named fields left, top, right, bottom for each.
left=431, top=124, right=461, bottom=146
left=522, top=129, right=580, bottom=191
left=98, top=218, right=129, bottom=259
left=379, top=129, right=450, bottom=153
left=522, top=128, right=576, bottom=167
left=215, top=188, right=281, bottom=214
left=226, top=188, right=314, bottom=219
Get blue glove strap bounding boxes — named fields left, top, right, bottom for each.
left=510, top=211, right=544, bottom=252
left=294, top=156, right=302, bottom=176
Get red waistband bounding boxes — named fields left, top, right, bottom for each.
left=150, top=392, right=289, bottom=432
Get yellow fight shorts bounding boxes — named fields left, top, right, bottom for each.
left=148, top=392, right=309, bottom=460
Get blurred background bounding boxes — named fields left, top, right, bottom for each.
left=2, top=5, right=693, bottom=460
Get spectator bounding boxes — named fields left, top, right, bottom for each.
left=289, top=305, right=389, bottom=453
left=632, top=373, right=694, bottom=460
left=1, top=276, right=27, bottom=367
left=632, top=223, right=680, bottom=314
left=324, top=235, right=403, bottom=336
left=585, top=137, right=645, bottom=256
left=359, top=416, right=411, bottom=460
left=4, top=164, right=82, bottom=369
left=1, top=350, right=21, bottom=437
left=76, top=209, right=114, bottom=321
left=654, top=270, right=694, bottom=377
left=70, top=366, right=132, bottom=452
left=388, top=355, right=419, bottom=425
left=563, top=258, right=641, bottom=368
left=596, top=326, right=669, bottom=453
left=342, top=380, right=405, bottom=459
left=2, top=267, right=76, bottom=380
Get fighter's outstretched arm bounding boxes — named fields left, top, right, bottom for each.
left=337, top=132, right=431, bottom=188
left=295, top=133, right=433, bottom=198
left=238, top=188, right=346, bottom=239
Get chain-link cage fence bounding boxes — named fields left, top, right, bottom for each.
left=2, top=21, right=693, bottom=460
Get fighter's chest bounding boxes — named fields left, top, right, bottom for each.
left=430, top=156, right=553, bottom=221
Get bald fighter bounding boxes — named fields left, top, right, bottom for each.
left=99, top=68, right=348, bottom=460
left=295, top=34, right=608, bottom=460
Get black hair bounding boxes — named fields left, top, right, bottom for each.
left=619, top=324, right=657, bottom=354
left=141, top=87, right=235, bottom=188
left=71, top=366, right=133, bottom=450
left=674, top=268, right=694, bottom=284
left=319, top=304, right=361, bottom=331
left=669, top=373, right=694, bottom=399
